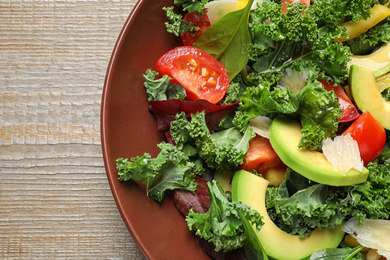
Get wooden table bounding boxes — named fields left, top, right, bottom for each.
left=1, top=0, right=145, bottom=258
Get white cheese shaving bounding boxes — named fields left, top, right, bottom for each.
left=343, top=218, right=390, bottom=259
left=322, top=134, right=363, bottom=175
left=249, top=115, right=272, bottom=138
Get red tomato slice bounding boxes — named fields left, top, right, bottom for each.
left=281, top=0, right=310, bottom=14
left=318, top=79, right=359, bottom=123
left=240, top=135, right=286, bottom=175
left=342, top=111, right=386, bottom=165
left=180, top=11, right=210, bottom=46
left=156, top=46, right=229, bottom=104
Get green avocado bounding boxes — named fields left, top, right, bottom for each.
left=349, top=65, right=390, bottom=130
left=348, top=41, right=390, bottom=77
left=214, top=171, right=234, bottom=192
left=268, top=115, right=368, bottom=186
left=231, top=170, right=345, bottom=260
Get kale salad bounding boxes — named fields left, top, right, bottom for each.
left=116, top=0, right=390, bottom=259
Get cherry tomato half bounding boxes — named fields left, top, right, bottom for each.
left=156, top=46, right=229, bottom=104
left=180, top=11, right=210, bottom=46
left=281, top=0, right=310, bottom=14
left=319, top=79, right=359, bottom=123
left=342, top=111, right=386, bottom=165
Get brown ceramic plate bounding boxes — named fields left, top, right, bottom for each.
left=101, top=0, right=211, bottom=259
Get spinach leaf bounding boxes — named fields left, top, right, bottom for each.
left=193, top=0, right=254, bottom=80
left=302, top=246, right=364, bottom=260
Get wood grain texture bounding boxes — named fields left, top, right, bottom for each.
left=0, top=0, right=145, bottom=258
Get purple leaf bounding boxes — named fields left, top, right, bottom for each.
left=174, top=176, right=210, bottom=216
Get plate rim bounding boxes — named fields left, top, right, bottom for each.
left=100, top=0, right=150, bottom=256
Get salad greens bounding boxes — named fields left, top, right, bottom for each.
left=117, top=0, right=390, bottom=258
left=116, top=142, right=201, bottom=203
left=164, top=6, right=197, bottom=38
left=170, top=111, right=255, bottom=172
left=143, top=69, right=186, bottom=101
left=266, top=163, right=390, bottom=239
left=186, top=180, right=264, bottom=252
left=233, top=78, right=342, bottom=150
left=173, top=0, right=208, bottom=14
left=247, top=0, right=350, bottom=85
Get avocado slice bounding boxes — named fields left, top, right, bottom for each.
left=231, top=170, right=345, bottom=260
left=214, top=171, right=234, bottom=192
left=349, top=65, right=390, bottom=130
left=348, top=41, right=390, bottom=77
left=268, top=115, right=368, bottom=186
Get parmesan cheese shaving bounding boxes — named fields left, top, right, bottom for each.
left=322, top=134, right=363, bottom=175
left=343, top=218, right=390, bottom=259
left=249, top=115, right=272, bottom=138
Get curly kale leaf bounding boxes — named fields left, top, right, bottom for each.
left=233, top=84, right=300, bottom=131
left=377, top=140, right=390, bottom=163
left=247, top=0, right=379, bottom=86
left=163, top=6, right=195, bottom=37
left=266, top=164, right=390, bottom=238
left=249, top=29, right=351, bottom=87
left=309, top=0, right=381, bottom=24
left=170, top=111, right=255, bottom=172
left=296, top=80, right=342, bottom=150
left=143, top=69, right=186, bottom=101
left=233, top=78, right=341, bottom=150
left=116, top=142, right=200, bottom=203
left=173, top=0, right=208, bottom=14
left=186, top=180, right=264, bottom=252
left=221, top=75, right=248, bottom=105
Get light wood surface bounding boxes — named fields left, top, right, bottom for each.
left=0, top=0, right=145, bottom=258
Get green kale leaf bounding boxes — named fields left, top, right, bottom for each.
left=116, top=142, right=200, bottom=203
left=221, top=75, right=248, bottom=105
left=248, top=0, right=352, bottom=79
left=296, top=79, right=342, bottom=150
left=173, top=0, right=208, bottom=14
left=143, top=69, right=186, bottom=101
left=186, top=180, right=264, bottom=252
left=233, top=84, right=300, bottom=131
left=266, top=164, right=390, bottom=238
left=163, top=6, right=195, bottom=37
left=170, top=111, right=255, bottom=172
left=247, top=0, right=382, bottom=86
left=233, top=78, right=341, bottom=151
